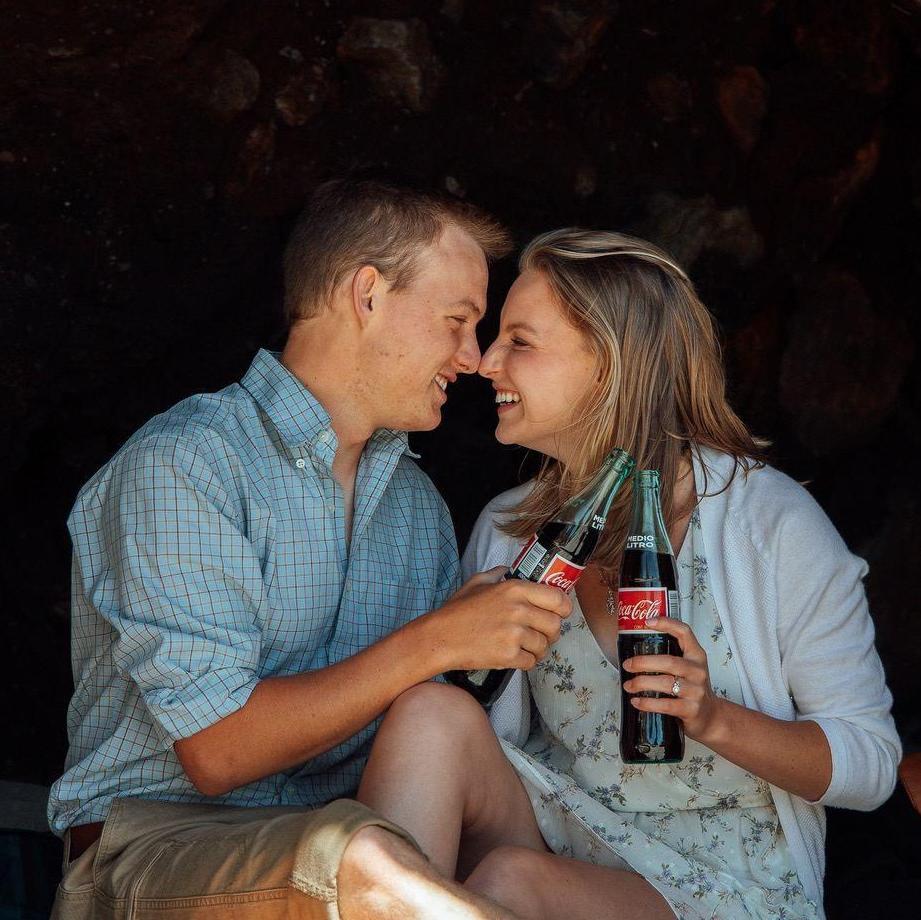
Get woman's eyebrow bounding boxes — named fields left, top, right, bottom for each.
left=504, top=321, right=540, bottom=336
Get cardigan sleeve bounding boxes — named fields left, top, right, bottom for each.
left=774, top=491, right=901, bottom=811
left=461, top=493, right=531, bottom=747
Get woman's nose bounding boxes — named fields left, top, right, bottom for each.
left=478, top=340, right=502, bottom=378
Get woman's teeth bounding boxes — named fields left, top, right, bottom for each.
left=495, top=390, right=521, bottom=404
left=434, top=375, right=448, bottom=391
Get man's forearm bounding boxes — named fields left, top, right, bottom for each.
left=175, top=612, right=446, bottom=795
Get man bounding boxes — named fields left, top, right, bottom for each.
left=49, top=180, right=571, bottom=919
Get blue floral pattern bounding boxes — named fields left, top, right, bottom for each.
left=500, top=509, right=818, bottom=920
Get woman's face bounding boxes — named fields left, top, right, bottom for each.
left=479, top=269, right=598, bottom=463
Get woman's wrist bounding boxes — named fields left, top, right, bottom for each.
left=694, top=695, right=734, bottom=750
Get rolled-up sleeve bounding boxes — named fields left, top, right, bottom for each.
left=776, top=497, right=901, bottom=811
left=70, top=435, right=265, bottom=745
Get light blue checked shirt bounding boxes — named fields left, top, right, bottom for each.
left=48, top=349, right=460, bottom=835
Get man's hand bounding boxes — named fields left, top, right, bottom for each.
left=422, top=567, right=572, bottom=673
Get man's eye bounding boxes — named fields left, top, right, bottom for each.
left=451, top=316, right=468, bottom=325
left=511, top=337, right=529, bottom=347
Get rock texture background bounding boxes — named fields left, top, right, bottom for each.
left=1, top=1, right=920, bottom=909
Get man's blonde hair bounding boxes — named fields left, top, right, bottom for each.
left=502, top=228, right=769, bottom=580
left=283, top=180, right=513, bottom=325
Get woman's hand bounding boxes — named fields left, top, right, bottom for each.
left=621, top=616, right=724, bottom=744
left=622, top=616, right=833, bottom=799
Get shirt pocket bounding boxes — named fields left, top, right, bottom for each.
left=327, top=576, right=435, bottom=661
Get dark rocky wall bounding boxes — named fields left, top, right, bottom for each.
left=1, top=0, right=919, bottom=817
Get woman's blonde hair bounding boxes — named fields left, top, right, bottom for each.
left=501, top=228, right=768, bottom=580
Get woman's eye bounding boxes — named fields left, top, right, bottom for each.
left=451, top=316, right=468, bottom=325
left=511, top=337, right=529, bottom=347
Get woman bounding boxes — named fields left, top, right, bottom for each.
left=357, top=229, right=900, bottom=919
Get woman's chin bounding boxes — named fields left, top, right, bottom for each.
left=494, top=423, right=538, bottom=452
left=494, top=422, right=518, bottom=446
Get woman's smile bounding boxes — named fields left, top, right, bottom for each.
left=494, top=388, right=522, bottom=413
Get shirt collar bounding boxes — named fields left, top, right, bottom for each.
left=241, top=349, right=420, bottom=460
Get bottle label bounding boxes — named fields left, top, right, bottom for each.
left=537, top=554, right=585, bottom=592
left=625, top=533, right=657, bottom=550
left=510, top=534, right=550, bottom=579
left=617, top=587, right=680, bottom=632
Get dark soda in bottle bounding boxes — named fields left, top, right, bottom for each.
left=617, top=469, right=685, bottom=763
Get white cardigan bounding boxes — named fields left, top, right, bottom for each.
left=463, top=445, right=901, bottom=910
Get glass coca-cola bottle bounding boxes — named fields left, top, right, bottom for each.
left=617, top=468, right=685, bottom=763
left=446, top=448, right=635, bottom=708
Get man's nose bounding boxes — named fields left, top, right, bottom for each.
left=455, top=329, right=481, bottom=375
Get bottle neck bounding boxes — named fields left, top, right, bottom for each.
left=626, top=470, right=674, bottom=556
left=561, top=451, right=634, bottom=532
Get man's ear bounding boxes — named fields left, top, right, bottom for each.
left=351, top=265, right=379, bottom=328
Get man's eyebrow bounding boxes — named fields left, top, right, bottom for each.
left=451, top=298, right=485, bottom=319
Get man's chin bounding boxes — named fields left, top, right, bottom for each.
left=417, top=414, right=441, bottom=432
left=394, top=408, right=442, bottom=433
left=423, top=397, right=446, bottom=429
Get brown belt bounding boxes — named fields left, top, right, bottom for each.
left=69, top=821, right=104, bottom=860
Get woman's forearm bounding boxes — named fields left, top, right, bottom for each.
left=697, top=698, right=832, bottom=802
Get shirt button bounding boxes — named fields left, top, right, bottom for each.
left=295, top=458, right=306, bottom=469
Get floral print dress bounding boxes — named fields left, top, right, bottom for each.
left=500, top=509, right=819, bottom=920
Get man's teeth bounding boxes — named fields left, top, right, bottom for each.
left=434, top=375, right=448, bottom=391
left=495, top=390, right=521, bottom=404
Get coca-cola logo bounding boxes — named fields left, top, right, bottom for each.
left=618, top=598, right=662, bottom=622
left=537, top=554, right=585, bottom=593
left=545, top=571, right=577, bottom=592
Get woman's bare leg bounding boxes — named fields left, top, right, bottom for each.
left=336, top=826, right=525, bottom=920
left=357, top=682, right=548, bottom=879
left=465, top=846, right=674, bottom=920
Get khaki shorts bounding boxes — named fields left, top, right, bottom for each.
left=51, top=797, right=421, bottom=920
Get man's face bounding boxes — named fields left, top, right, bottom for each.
left=360, top=225, right=488, bottom=432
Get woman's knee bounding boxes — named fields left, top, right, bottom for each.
left=381, top=681, right=492, bottom=744
left=464, top=845, right=549, bottom=915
